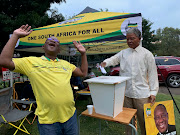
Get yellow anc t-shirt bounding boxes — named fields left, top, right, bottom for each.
left=13, top=56, right=76, bottom=124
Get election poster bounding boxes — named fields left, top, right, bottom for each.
left=144, top=100, right=176, bottom=135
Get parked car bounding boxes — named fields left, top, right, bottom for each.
left=109, top=56, right=180, bottom=88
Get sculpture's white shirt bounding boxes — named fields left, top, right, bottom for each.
left=104, top=45, right=159, bottom=98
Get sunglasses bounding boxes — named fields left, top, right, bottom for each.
left=46, top=38, right=59, bottom=43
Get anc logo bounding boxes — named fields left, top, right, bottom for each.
left=121, top=16, right=142, bottom=36
left=146, top=108, right=152, bottom=117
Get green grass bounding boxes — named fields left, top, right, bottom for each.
left=0, top=93, right=179, bottom=135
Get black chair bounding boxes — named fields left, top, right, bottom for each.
left=13, top=81, right=36, bottom=124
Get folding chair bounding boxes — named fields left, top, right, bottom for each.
left=13, top=81, right=35, bottom=102
left=0, top=87, right=34, bottom=135
left=13, top=81, right=37, bottom=125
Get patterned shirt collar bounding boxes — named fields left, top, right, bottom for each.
left=134, top=45, right=141, bottom=52
left=129, top=44, right=141, bottom=53
left=41, top=56, right=60, bottom=62
left=159, top=129, right=168, bottom=135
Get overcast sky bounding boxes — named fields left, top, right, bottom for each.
left=50, top=0, right=180, bottom=32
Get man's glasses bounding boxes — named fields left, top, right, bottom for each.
left=46, top=38, right=59, bottom=43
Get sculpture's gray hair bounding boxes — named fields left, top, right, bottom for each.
left=126, top=28, right=141, bottom=39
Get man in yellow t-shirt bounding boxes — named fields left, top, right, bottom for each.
left=0, top=24, right=88, bottom=135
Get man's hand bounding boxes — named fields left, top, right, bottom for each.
left=73, top=41, right=86, bottom=55
left=100, top=62, right=106, bottom=68
left=149, top=95, right=156, bottom=105
left=13, top=24, right=33, bottom=38
left=72, top=40, right=88, bottom=77
left=0, top=24, right=32, bottom=70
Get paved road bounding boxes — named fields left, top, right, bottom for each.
left=159, top=83, right=180, bottom=95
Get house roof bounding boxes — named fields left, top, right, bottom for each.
left=78, top=6, right=99, bottom=15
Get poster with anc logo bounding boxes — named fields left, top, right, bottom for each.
left=16, top=12, right=142, bottom=55
left=144, top=100, right=177, bottom=135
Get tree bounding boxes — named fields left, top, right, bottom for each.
left=155, top=27, right=180, bottom=56
left=47, top=8, right=65, bottom=24
left=0, top=0, right=66, bottom=50
left=142, top=18, right=156, bottom=52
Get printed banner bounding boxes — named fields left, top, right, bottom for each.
left=2, top=67, right=20, bottom=81
left=144, top=100, right=176, bottom=135
left=2, top=68, right=11, bottom=81
left=16, top=12, right=142, bottom=55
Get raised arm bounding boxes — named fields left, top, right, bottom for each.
left=0, top=24, right=32, bottom=70
left=72, top=41, right=88, bottom=77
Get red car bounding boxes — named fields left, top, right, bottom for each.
left=109, top=56, right=180, bottom=88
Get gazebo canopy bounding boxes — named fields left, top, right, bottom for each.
left=15, top=7, right=142, bottom=56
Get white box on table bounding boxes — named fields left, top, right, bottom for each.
left=84, top=76, right=130, bottom=118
